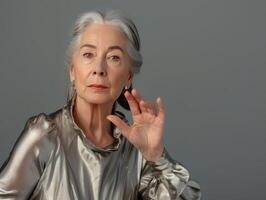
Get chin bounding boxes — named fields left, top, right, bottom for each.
left=82, top=94, right=114, bottom=105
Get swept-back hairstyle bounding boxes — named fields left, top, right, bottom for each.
left=66, top=10, right=143, bottom=110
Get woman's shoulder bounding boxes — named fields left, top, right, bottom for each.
left=25, top=108, right=62, bottom=135
left=16, top=114, right=55, bottom=152
left=4, top=108, right=65, bottom=164
left=0, top=109, right=65, bottom=184
left=17, top=107, right=65, bottom=150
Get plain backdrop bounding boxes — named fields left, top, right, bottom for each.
left=0, top=1, right=265, bottom=199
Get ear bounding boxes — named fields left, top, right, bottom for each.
left=69, top=64, right=75, bottom=82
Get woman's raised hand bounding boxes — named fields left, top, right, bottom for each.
left=107, top=89, right=165, bottom=161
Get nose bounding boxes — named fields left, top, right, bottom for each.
left=92, top=56, right=107, bottom=76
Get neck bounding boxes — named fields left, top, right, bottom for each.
left=72, top=95, right=115, bottom=147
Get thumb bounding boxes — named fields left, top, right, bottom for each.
left=107, top=115, right=130, bottom=138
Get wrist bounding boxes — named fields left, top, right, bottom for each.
left=144, top=145, right=164, bottom=162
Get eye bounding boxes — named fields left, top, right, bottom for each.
left=83, top=52, right=94, bottom=59
left=109, top=55, right=120, bottom=62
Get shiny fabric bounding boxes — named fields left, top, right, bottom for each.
left=0, top=95, right=201, bottom=200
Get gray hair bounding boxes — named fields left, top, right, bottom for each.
left=65, top=10, right=143, bottom=74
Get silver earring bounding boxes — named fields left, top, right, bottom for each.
left=125, top=85, right=129, bottom=90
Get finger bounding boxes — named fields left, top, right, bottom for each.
left=107, top=115, right=131, bottom=138
left=131, top=89, right=143, bottom=103
left=156, top=97, right=165, bottom=120
left=124, top=91, right=141, bottom=116
left=139, top=100, right=155, bottom=115
left=131, top=89, right=153, bottom=114
left=144, top=101, right=156, bottom=115
left=139, top=100, right=148, bottom=113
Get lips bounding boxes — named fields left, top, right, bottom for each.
left=88, top=84, right=108, bottom=89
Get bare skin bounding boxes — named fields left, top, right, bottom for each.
left=70, top=24, right=133, bottom=148
left=70, top=24, right=164, bottom=161
left=107, top=89, right=165, bottom=161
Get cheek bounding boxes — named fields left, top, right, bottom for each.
left=74, top=65, right=89, bottom=84
left=72, top=56, right=88, bottom=80
left=110, top=75, right=129, bottom=100
left=110, top=69, right=129, bottom=87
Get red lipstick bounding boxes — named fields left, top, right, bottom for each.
left=88, top=84, right=108, bottom=89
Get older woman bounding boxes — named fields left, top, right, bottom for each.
left=0, top=11, right=201, bottom=200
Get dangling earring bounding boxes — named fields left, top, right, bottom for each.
left=124, top=85, right=129, bottom=90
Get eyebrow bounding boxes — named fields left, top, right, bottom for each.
left=80, top=44, right=124, bottom=53
left=108, top=46, right=124, bottom=53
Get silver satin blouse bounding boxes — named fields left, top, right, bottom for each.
left=0, top=95, right=201, bottom=200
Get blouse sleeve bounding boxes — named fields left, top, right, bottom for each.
left=138, top=148, right=201, bottom=200
left=0, top=113, right=55, bottom=200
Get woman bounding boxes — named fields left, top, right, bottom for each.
left=0, top=10, right=201, bottom=199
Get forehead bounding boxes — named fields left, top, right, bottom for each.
left=79, top=24, right=128, bottom=48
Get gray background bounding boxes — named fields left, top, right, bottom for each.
left=0, top=0, right=265, bottom=199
